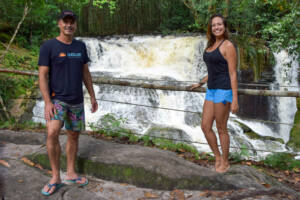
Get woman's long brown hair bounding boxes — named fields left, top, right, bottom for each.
left=206, top=14, right=230, bottom=50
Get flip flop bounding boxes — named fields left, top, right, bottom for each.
left=66, top=177, right=88, bottom=186
left=41, top=182, right=64, bottom=196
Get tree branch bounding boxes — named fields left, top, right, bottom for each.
left=0, top=2, right=30, bottom=64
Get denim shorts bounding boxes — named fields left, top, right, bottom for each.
left=205, top=89, right=232, bottom=105
left=51, top=99, right=85, bottom=132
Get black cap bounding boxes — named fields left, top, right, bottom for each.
left=58, top=10, right=77, bottom=21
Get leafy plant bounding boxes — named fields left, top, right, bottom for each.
left=0, top=118, right=45, bottom=130
left=88, top=113, right=131, bottom=138
left=229, top=145, right=250, bottom=163
left=263, top=152, right=300, bottom=170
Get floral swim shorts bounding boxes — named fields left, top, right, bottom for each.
left=51, top=99, right=85, bottom=132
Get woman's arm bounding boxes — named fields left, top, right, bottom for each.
left=189, top=75, right=208, bottom=90
left=224, top=41, right=239, bottom=113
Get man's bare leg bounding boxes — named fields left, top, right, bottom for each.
left=66, top=131, right=86, bottom=184
left=43, top=120, right=62, bottom=194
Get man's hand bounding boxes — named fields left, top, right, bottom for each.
left=90, top=97, right=98, bottom=113
left=44, top=102, right=56, bottom=121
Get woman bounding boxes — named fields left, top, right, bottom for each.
left=190, top=14, right=239, bottom=173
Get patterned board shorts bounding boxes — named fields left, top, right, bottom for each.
left=51, top=99, right=85, bottom=132
left=205, top=89, right=233, bottom=105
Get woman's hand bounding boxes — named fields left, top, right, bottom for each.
left=188, top=83, right=204, bottom=90
left=230, top=100, right=239, bottom=114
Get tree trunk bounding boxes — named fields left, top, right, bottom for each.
left=0, top=68, right=300, bottom=97
left=0, top=68, right=38, bottom=76
left=1, top=69, right=299, bottom=97
left=91, top=77, right=300, bottom=97
left=208, top=0, right=215, bottom=12
left=0, top=3, right=30, bottom=64
left=224, top=0, right=230, bottom=17
left=0, top=95, right=10, bottom=120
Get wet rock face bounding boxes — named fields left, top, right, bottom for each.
left=237, top=59, right=277, bottom=122
left=237, top=95, right=276, bottom=120
left=145, top=126, right=193, bottom=144
left=237, top=95, right=280, bottom=132
left=184, top=113, right=201, bottom=127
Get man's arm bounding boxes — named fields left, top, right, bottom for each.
left=39, top=66, right=56, bottom=121
left=82, top=63, right=98, bottom=113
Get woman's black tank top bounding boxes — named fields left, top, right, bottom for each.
left=203, top=40, right=231, bottom=89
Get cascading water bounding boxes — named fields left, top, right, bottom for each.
left=272, top=51, right=298, bottom=142
left=32, top=35, right=298, bottom=159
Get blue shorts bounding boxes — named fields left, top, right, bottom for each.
left=205, top=89, right=232, bottom=105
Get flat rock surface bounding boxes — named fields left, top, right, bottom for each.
left=0, top=130, right=298, bottom=200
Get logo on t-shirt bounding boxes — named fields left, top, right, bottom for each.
left=59, top=52, right=66, bottom=57
left=67, top=52, right=82, bottom=58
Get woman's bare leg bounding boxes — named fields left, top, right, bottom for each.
left=214, top=102, right=231, bottom=173
left=201, top=100, right=221, bottom=170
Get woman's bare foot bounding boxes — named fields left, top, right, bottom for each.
left=214, top=157, right=222, bottom=171
left=216, top=159, right=230, bottom=173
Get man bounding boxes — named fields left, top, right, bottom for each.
left=38, top=10, right=98, bottom=196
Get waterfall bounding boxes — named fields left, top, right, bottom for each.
left=32, top=35, right=298, bottom=159
left=272, top=50, right=298, bottom=142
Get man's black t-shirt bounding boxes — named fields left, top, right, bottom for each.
left=38, top=38, right=90, bottom=104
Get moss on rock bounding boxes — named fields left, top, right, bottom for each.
left=235, top=121, right=284, bottom=144
left=287, top=98, right=300, bottom=151
left=27, top=153, right=236, bottom=190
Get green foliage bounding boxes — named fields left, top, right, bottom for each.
left=129, top=134, right=139, bottom=143
left=0, top=119, right=15, bottom=129
left=0, top=118, right=45, bottom=130
left=159, top=0, right=195, bottom=33
left=287, top=98, right=300, bottom=151
left=88, top=113, right=130, bottom=138
left=182, top=0, right=300, bottom=59
left=261, top=6, right=300, bottom=56
left=229, top=152, right=243, bottom=163
left=141, top=135, right=151, bottom=146
left=240, top=144, right=250, bottom=158
left=0, top=74, right=36, bottom=105
left=93, top=0, right=117, bottom=14
left=0, top=32, right=10, bottom=43
left=0, top=0, right=121, bottom=48
left=0, top=46, right=38, bottom=111
left=229, top=144, right=250, bottom=162
left=0, top=0, right=60, bottom=48
left=0, top=0, right=298, bottom=56
left=263, top=152, right=300, bottom=170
